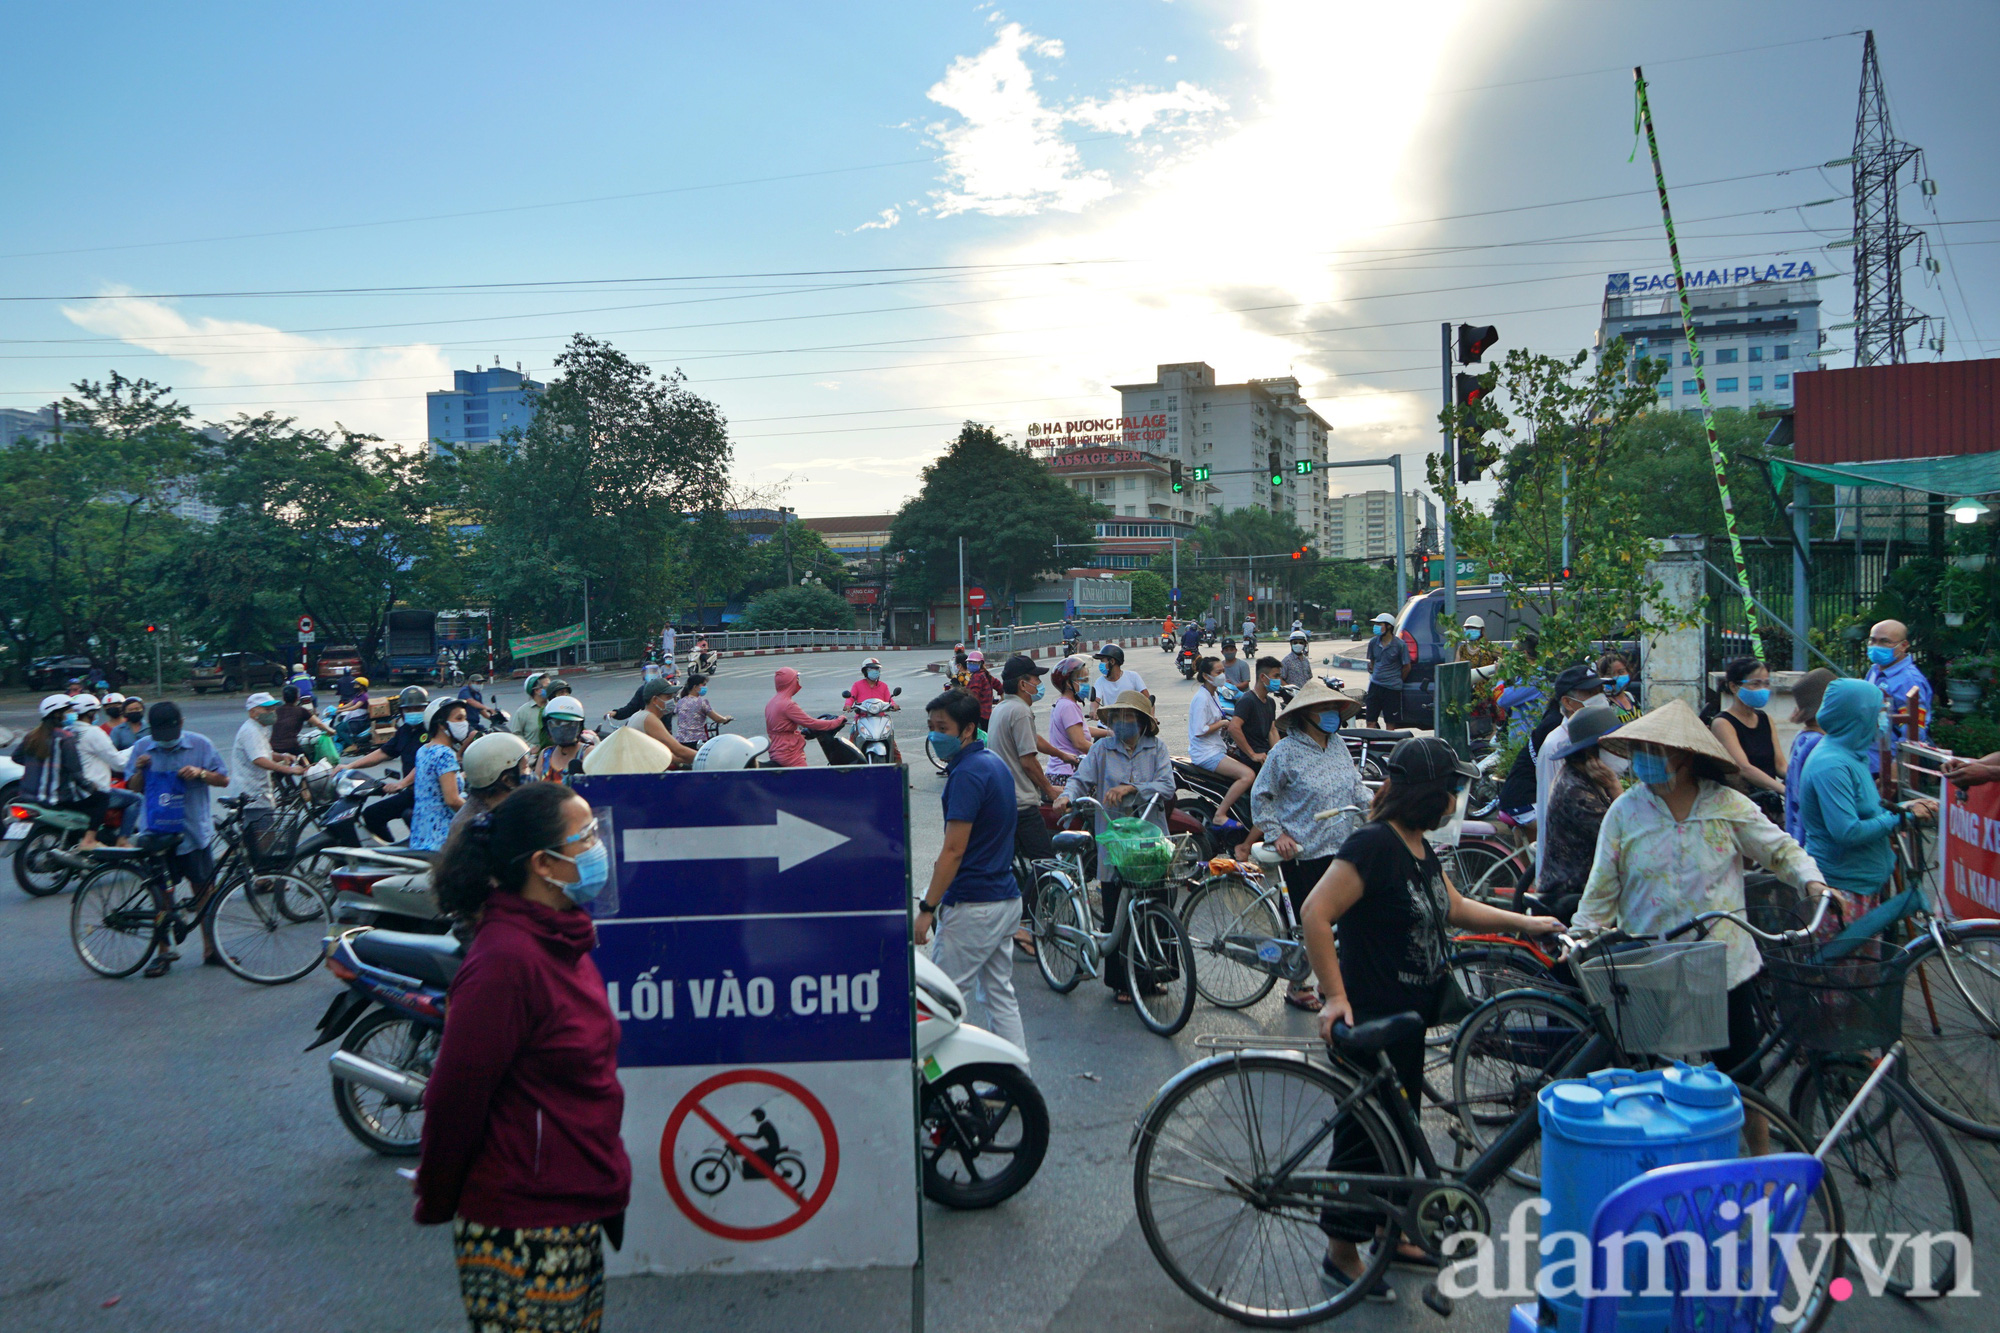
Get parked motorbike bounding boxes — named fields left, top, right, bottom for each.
left=840, top=689, right=902, bottom=765
left=8, top=788, right=126, bottom=897
left=913, top=949, right=1047, bottom=1207
left=324, top=851, right=447, bottom=934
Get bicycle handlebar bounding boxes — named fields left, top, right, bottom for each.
left=1664, top=891, right=1834, bottom=946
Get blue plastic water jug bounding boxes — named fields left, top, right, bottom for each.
left=1536, top=1064, right=1741, bottom=1332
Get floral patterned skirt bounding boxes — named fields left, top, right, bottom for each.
left=451, top=1218, right=604, bottom=1333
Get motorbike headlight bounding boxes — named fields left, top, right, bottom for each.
left=335, top=772, right=367, bottom=797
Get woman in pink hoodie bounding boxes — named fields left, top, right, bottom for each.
left=763, top=666, right=843, bottom=767
left=418, top=781, right=631, bottom=1331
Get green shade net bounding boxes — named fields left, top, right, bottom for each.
left=1766, top=452, right=2000, bottom=499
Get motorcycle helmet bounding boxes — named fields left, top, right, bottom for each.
left=352, top=676, right=369, bottom=689
left=693, top=733, right=771, bottom=771
left=39, top=693, right=73, bottom=718
left=71, top=694, right=101, bottom=715
left=1290, top=631, right=1308, bottom=645
left=421, top=695, right=463, bottom=733
left=542, top=694, right=587, bottom=747
left=861, top=656, right=882, bottom=680
left=397, top=684, right=429, bottom=710
left=523, top=671, right=548, bottom=696
left=1093, top=643, right=1125, bottom=666
left=1462, top=614, right=1486, bottom=631
left=966, top=649, right=984, bottom=665
left=462, top=732, right=530, bottom=790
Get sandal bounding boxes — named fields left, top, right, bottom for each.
left=1284, top=990, right=1324, bottom=1013
left=1113, top=991, right=1134, bottom=1005
left=143, top=956, right=172, bottom=979
left=1013, top=932, right=1038, bottom=959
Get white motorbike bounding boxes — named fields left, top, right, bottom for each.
left=841, top=689, right=901, bottom=764
left=914, top=948, right=1047, bottom=1208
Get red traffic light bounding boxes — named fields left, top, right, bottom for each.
left=1457, top=323, right=1499, bottom=364
left=1455, top=373, right=1486, bottom=407
left=142, top=624, right=159, bottom=634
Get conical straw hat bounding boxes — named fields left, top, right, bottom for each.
left=1596, top=697, right=1737, bottom=774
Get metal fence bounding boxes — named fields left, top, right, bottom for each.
left=1704, top=537, right=1914, bottom=676
left=976, top=619, right=1166, bottom=657
left=681, top=628, right=887, bottom=653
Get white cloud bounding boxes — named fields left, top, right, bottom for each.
left=852, top=206, right=901, bottom=232
left=925, top=22, right=1111, bottom=218
left=1066, top=81, right=1227, bottom=138
left=59, top=292, right=448, bottom=443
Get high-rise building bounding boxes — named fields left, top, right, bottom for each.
left=1027, top=363, right=1336, bottom=571
left=0, top=405, right=59, bottom=448
left=1598, top=262, right=1824, bottom=411
left=427, top=365, right=545, bottom=452
left=1322, top=490, right=1425, bottom=561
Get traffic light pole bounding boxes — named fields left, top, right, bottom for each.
left=1318, top=456, right=1406, bottom=610
left=1439, top=322, right=1457, bottom=625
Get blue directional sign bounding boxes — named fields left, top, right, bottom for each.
left=574, top=765, right=912, bottom=1070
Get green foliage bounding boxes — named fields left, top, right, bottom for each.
left=1595, top=406, right=1794, bottom=540
left=0, top=375, right=198, bottom=678
left=1434, top=339, right=1687, bottom=683
left=1117, top=570, right=1170, bottom=618
left=890, top=423, right=1106, bottom=607
left=1299, top=561, right=1398, bottom=629
left=672, top=508, right=754, bottom=626
left=743, top=523, right=847, bottom=597
left=1933, top=713, right=2000, bottom=761
left=741, top=583, right=857, bottom=631
left=450, top=335, right=732, bottom=644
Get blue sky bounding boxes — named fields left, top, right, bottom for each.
left=3, top=1, right=1995, bottom=516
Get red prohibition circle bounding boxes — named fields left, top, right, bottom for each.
left=659, top=1068, right=841, bottom=1242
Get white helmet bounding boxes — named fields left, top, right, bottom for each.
left=38, top=694, right=72, bottom=718
left=71, top=694, right=102, bottom=713
left=462, top=732, right=530, bottom=789
left=693, top=733, right=771, bottom=771
left=422, top=695, right=466, bottom=731
left=542, top=694, right=587, bottom=723
left=1289, top=631, right=1308, bottom=644
left=1462, top=614, right=1486, bottom=630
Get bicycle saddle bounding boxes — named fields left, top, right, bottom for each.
left=1328, top=1012, right=1425, bottom=1059
left=351, top=929, right=464, bottom=988
left=1336, top=728, right=1411, bottom=742
left=1051, top=830, right=1094, bottom=854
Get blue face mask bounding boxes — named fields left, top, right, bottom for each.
left=1316, top=710, right=1346, bottom=732
left=864, top=668, right=879, bottom=681
left=1112, top=720, right=1141, bottom=744
left=1097, top=662, right=1112, bottom=676
left=1031, top=684, right=1046, bottom=702
left=698, top=686, right=708, bottom=696
left=1867, top=644, right=1897, bottom=667
left=930, top=730, right=965, bottom=762
left=1631, top=748, right=1673, bottom=786
left=547, top=841, right=610, bottom=907
left=1464, top=628, right=1481, bottom=642
left=1613, top=673, right=1630, bottom=691
left=403, top=711, right=424, bottom=727
left=1737, top=686, right=1771, bottom=709
left=1075, top=681, right=1092, bottom=701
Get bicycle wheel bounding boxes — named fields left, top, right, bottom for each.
left=1447, top=840, right=1512, bottom=898
left=1448, top=941, right=1561, bottom=1008
left=1789, top=1061, right=1969, bottom=1299
left=1449, top=989, right=1594, bottom=1189
left=69, top=865, right=164, bottom=978
left=1901, top=921, right=2000, bottom=1141
left=922, top=731, right=950, bottom=774
left=1133, top=1053, right=1406, bottom=1326
left=1739, top=1084, right=1847, bottom=1333
left=1124, top=899, right=1196, bottom=1036
left=1032, top=875, right=1089, bottom=994
left=207, top=870, right=333, bottom=984
left=1467, top=844, right=1530, bottom=906
left=1181, top=875, right=1282, bottom=1010
left=332, top=1008, right=437, bottom=1156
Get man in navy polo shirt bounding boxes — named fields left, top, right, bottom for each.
left=913, top=687, right=1027, bottom=1056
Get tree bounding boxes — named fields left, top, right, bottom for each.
left=890, top=423, right=1106, bottom=612
left=742, top=584, right=856, bottom=631
left=1433, top=339, right=1683, bottom=683
left=453, top=335, right=733, bottom=644
left=672, top=508, right=754, bottom=630
left=1595, top=406, right=1794, bottom=540
left=1181, top=506, right=1316, bottom=620
left=1299, top=561, right=1398, bottom=628
left=0, top=375, right=198, bottom=678
left=742, top=521, right=847, bottom=598
left=1117, top=570, right=1170, bottom=618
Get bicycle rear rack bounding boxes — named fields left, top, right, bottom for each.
left=1192, top=1034, right=1329, bottom=1055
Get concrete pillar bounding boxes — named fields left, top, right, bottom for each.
left=1643, top=536, right=1708, bottom=713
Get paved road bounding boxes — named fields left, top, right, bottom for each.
left=4, top=643, right=1995, bottom=1331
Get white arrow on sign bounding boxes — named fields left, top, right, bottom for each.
left=622, top=810, right=851, bottom=874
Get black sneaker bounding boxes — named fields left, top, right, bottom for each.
left=1320, top=1257, right=1396, bottom=1304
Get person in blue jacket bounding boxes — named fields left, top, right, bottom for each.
left=1798, top=676, right=1937, bottom=927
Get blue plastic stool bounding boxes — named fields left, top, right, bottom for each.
left=1581, top=1153, right=1825, bottom=1333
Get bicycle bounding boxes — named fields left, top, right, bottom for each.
left=1132, top=928, right=1846, bottom=1327
left=1450, top=897, right=1971, bottom=1298
left=1026, top=795, right=1198, bottom=1036
left=68, top=796, right=333, bottom=984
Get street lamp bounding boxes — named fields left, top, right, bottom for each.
left=1947, top=496, right=1991, bottom=524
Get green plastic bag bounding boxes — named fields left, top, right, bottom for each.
left=1099, top=816, right=1175, bottom=886
left=305, top=732, right=340, bottom=766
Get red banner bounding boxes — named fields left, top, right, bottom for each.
left=1941, top=776, right=2000, bottom=919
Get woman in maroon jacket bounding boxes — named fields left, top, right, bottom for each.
left=418, top=781, right=631, bottom=1333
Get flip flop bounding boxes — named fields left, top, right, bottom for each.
left=1013, top=933, right=1038, bottom=959
left=1284, top=991, right=1324, bottom=1013
left=1113, top=991, right=1134, bottom=1005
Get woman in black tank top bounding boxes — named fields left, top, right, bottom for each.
left=1710, top=656, right=1785, bottom=798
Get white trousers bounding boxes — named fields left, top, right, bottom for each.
left=931, top=898, right=1027, bottom=1058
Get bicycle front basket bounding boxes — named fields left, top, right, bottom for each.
left=1099, top=817, right=1175, bottom=887
left=1575, top=939, right=1729, bottom=1056
left=1761, top=938, right=1905, bottom=1054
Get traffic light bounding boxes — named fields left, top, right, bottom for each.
left=143, top=624, right=159, bottom=635
left=1170, top=460, right=1184, bottom=493
left=1455, top=373, right=1490, bottom=484
left=1457, top=323, right=1499, bottom=364
left=1294, top=459, right=1314, bottom=475
left=1559, top=565, right=1575, bottom=582
left=1190, top=464, right=1210, bottom=483
left=1268, top=452, right=1283, bottom=486
left=1290, top=545, right=1310, bottom=561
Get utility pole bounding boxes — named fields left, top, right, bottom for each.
left=1850, top=30, right=1931, bottom=366
left=957, top=536, right=967, bottom=645
left=582, top=576, right=592, bottom=664
left=1440, top=322, right=1456, bottom=624
left=780, top=506, right=795, bottom=584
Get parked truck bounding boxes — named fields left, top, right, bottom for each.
left=382, top=609, right=439, bottom=682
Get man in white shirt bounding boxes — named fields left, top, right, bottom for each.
left=67, top=696, right=136, bottom=848
left=660, top=623, right=678, bottom=666
left=1534, top=666, right=1609, bottom=871
left=231, top=694, right=309, bottom=851
left=1089, top=645, right=1147, bottom=720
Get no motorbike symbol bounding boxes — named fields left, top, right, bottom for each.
left=659, top=1069, right=840, bottom=1241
